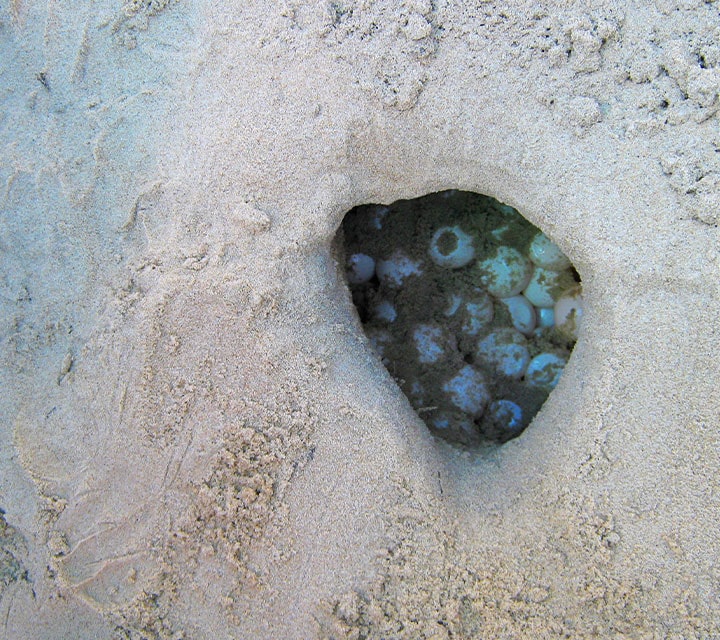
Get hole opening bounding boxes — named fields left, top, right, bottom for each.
left=339, top=189, right=582, bottom=447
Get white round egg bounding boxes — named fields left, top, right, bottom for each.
left=430, top=412, right=478, bottom=444
left=554, top=286, right=583, bottom=340
left=524, top=353, right=567, bottom=389
left=346, top=253, right=375, bottom=284
left=487, top=399, right=524, bottom=432
left=461, top=291, right=494, bottom=336
left=412, top=324, right=446, bottom=364
left=376, top=250, right=423, bottom=287
left=476, top=246, right=533, bottom=298
left=523, top=267, right=576, bottom=308
left=442, top=365, right=491, bottom=417
left=536, top=307, right=556, bottom=328
left=475, top=328, right=531, bottom=380
left=500, top=295, right=536, bottom=336
left=429, top=226, right=476, bottom=269
left=372, top=300, right=397, bottom=323
left=528, top=232, right=571, bottom=271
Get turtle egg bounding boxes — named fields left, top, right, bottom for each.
left=487, top=399, right=524, bottom=432
left=347, top=253, right=375, bottom=284
left=429, top=226, right=476, bottom=269
left=536, top=307, right=556, bottom=328
left=525, top=353, right=567, bottom=389
left=528, top=232, right=571, bottom=271
left=412, top=324, right=446, bottom=364
left=430, top=412, right=478, bottom=444
left=476, top=246, right=533, bottom=298
left=475, top=328, right=531, bottom=380
left=554, top=286, right=583, bottom=340
left=461, top=291, right=494, bottom=336
left=500, top=295, right=536, bottom=336
left=523, top=267, right=576, bottom=308
left=442, top=365, right=491, bottom=416
left=376, top=250, right=423, bottom=287
left=372, top=300, right=397, bottom=323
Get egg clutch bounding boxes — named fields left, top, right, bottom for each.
left=342, top=190, right=582, bottom=446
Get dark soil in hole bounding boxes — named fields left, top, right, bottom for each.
left=341, top=190, right=581, bottom=446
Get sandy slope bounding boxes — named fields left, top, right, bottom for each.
left=1, top=1, right=719, bottom=638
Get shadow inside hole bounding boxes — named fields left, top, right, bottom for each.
left=340, top=190, right=582, bottom=447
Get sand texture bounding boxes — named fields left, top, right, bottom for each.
left=1, top=1, right=719, bottom=638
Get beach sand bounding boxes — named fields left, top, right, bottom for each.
left=1, top=1, right=719, bottom=637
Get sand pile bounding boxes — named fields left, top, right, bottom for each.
left=1, top=1, right=719, bottom=638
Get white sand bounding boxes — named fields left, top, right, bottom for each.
left=1, top=1, right=719, bottom=637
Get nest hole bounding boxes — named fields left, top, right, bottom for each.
left=340, top=189, right=582, bottom=447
